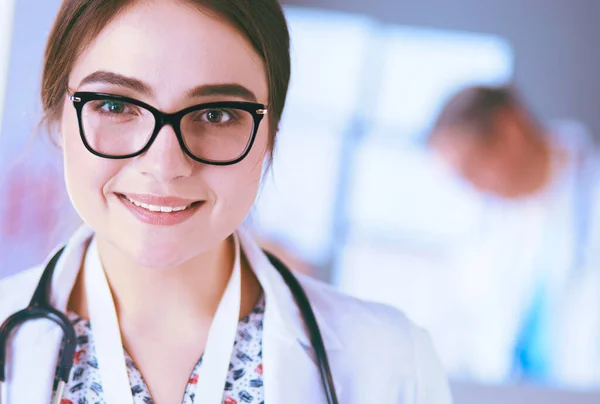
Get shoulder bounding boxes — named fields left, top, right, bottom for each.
left=0, top=266, right=44, bottom=323
left=295, top=273, right=453, bottom=403
left=297, top=272, right=415, bottom=341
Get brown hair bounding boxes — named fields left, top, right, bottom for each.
left=428, top=85, right=531, bottom=144
left=41, top=0, right=291, bottom=155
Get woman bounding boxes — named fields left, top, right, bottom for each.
left=0, top=1, right=452, bottom=403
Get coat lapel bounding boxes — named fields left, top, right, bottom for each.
left=6, top=226, right=93, bottom=403
left=263, top=328, right=333, bottom=404
left=238, top=227, right=346, bottom=404
left=6, top=322, right=63, bottom=403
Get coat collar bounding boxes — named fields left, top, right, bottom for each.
left=6, top=225, right=345, bottom=403
left=50, top=224, right=94, bottom=312
left=237, top=226, right=345, bottom=403
left=237, top=226, right=343, bottom=353
left=48, top=224, right=344, bottom=353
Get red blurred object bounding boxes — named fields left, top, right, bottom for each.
left=188, top=373, right=199, bottom=384
left=2, top=171, right=26, bottom=237
left=73, top=350, right=85, bottom=365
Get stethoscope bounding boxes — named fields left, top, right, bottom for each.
left=0, top=247, right=339, bottom=404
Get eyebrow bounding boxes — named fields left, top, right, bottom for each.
left=78, top=71, right=152, bottom=95
left=77, top=70, right=259, bottom=102
left=187, top=83, right=257, bottom=102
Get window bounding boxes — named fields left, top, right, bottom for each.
left=251, top=6, right=517, bottom=384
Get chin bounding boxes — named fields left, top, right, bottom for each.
left=130, top=245, right=193, bottom=270
left=112, top=232, right=195, bottom=270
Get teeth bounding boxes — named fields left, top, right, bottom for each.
left=148, top=204, right=161, bottom=212
left=125, top=196, right=189, bottom=212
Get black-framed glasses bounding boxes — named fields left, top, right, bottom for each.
left=68, top=91, right=268, bottom=166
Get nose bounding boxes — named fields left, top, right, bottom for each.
left=135, top=125, right=193, bottom=182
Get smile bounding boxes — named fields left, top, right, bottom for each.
left=116, top=193, right=203, bottom=226
left=124, top=196, right=190, bottom=213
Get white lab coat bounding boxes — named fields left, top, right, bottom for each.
left=0, top=225, right=452, bottom=403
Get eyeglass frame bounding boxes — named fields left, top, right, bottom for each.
left=68, top=91, right=268, bottom=166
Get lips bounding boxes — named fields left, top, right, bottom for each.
left=116, top=193, right=204, bottom=226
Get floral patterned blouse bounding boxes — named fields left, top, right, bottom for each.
left=54, top=295, right=266, bottom=404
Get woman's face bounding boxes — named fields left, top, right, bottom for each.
left=60, top=0, right=269, bottom=268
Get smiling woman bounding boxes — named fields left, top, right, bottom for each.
left=0, top=1, right=451, bottom=404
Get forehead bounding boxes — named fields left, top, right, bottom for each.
left=432, top=127, right=484, bottom=153
left=431, top=127, right=492, bottom=168
left=69, top=0, right=268, bottom=105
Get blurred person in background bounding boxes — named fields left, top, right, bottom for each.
left=426, top=85, right=600, bottom=385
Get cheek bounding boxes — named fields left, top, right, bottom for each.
left=61, top=112, right=122, bottom=224
left=208, top=127, right=269, bottom=214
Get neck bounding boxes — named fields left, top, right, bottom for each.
left=69, top=234, right=262, bottom=331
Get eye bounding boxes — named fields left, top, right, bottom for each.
left=99, top=101, right=127, bottom=114
left=203, top=109, right=232, bottom=123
